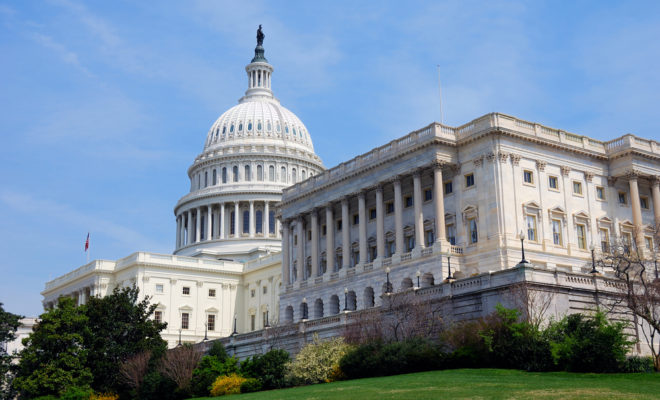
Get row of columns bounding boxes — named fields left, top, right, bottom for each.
left=629, top=174, right=660, bottom=247
left=282, top=162, right=447, bottom=284
left=176, top=201, right=277, bottom=249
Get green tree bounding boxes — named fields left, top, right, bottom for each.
left=12, top=297, right=93, bottom=399
left=84, top=286, right=167, bottom=394
left=0, top=302, right=22, bottom=399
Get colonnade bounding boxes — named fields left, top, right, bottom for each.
left=629, top=174, right=660, bottom=247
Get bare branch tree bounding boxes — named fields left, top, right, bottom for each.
left=158, top=345, right=203, bottom=391
left=503, top=282, right=556, bottom=330
left=119, top=350, right=151, bottom=391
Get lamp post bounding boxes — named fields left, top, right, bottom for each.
left=232, top=314, right=237, bottom=335
left=265, top=307, right=270, bottom=328
left=385, top=267, right=391, bottom=294
left=177, top=329, right=182, bottom=347
left=343, top=288, right=348, bottom=311
left=416, top=270, right=421, bottom=289
left=589, top=245, right=598, bottom=274
left=203, top=322, right=208, bottom=342
left=445, top=251, right=454, bottom=281
left=654, top=258, right=658, bottom=280
left=519, top=230, right=529, bottom=264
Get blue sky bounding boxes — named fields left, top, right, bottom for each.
left=1, top=0, right=659, bottom=317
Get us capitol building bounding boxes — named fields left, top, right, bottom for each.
left=43, top=29, right=660, bottom=350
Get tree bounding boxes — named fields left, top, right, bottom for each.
left=158, top=345, right=202, bottom=397
left=84, top=286, right=167, bottom=394
left=12, top=297, right=93, bottom=399
left=0, top=303, right=22, bottom=399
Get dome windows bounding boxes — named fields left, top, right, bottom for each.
left=238, top=123, right=243, bottom=132
left=276, top=122, right=281, bottom=132
left=267, top=121, right=271, bottom=131
left=230, top=124, right=235, bottom=133
left=293, top=127, right=297, bottom=136
left=257, top=121, right=262, bottom=131
left=248, top=122, right=253, bottom=131
left=285, top=125, right=289, bottom=134
left=222, top=126, right=227, bottom=134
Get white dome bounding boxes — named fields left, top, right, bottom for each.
left=204, top=98, right=315, bottom=153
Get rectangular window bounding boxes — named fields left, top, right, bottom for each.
left=262, top=312, right=268, bottom=328
left=353, top=214, right=359, bottom=225
left=322, top=224, right=326, bottom=236
left=523, top=170, right=534, bottom=184
left=618, top=192, right=627, bottom=205
left=386, top=202, right=394, bottom=214
left=369, top=208, right=376, bottom=220
left=336, top=220, right=342, bottom=231
left=465, top=173, right=475, bottom=188
left=424, top=189, right=433, bottom=201
left=387, top=241, right=395, bottom=257
left=425, top=230, right=434, bottom=247
left=182, top=286, right=190, bottom=295
left=154, top=311, right=162, bottom=324
left=600, top=228, right=609, bottom=253
left=207, top=314, right=215, bottom=331
left=548, top=176, right=559, bottom=190
left=230, top=212, right=235, bottom=235
left=596, top=186, right=605, bottom=200
left=404, top=196, right=413, bottom=207
left=181, top=313, right=189, bottom=330
left=552, top=219, right=562, bottom=246
left=155, top=284, right=164, bottom=294
left=576, top=224, right=587, bottom=250
left=251, top=315, right=256, bottom=331
left=294, top=235, right=298, bottom=245
left=526, top=215, right=537, bottom=242
left=444, top=181, right=453, bottom=195
left=307, top=230, right=311, bottom=241
left=263, top=286, right=267, bottom=294
left=623, top=232, right=632, bottom=254
left=640, top=196, right=649, bottom=209
left=645, top=236, right=653, bottom=250
left=573, top=181, right=583, bottom=195
left=250, top=289, right=255, bottom=298
left=208, top=289, right=216, bottom=297
left=468, top=218, right=478, bottom=244
left=446, top=224, right=456, bottom=245
left=406, top=236, right=415, bottom=252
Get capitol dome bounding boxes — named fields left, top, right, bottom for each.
left=173, top=27, right=324, bottom=261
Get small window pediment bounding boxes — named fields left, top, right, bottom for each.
left=205, top=307, right=219, bottom=313
left=597, top=216, right=613, bottom=227
left=445, top=213, right=456, bottom=224
left=462, top=205, right=478, bottom=223
left=179, top=305, right=193, bottom=311
left=573, top=211, right=590, bottom=227
left=548, top=206, right=567, bottom=221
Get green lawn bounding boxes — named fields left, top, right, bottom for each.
left=192, top=369, right=660, bottom=400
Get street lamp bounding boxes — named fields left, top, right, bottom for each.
left=445, top=251, right=454, bottom=281
left=416, top=270, right=421, bottom=289
left=385, top=267, right=391, bottom=294
left=203, top=322, right=208, bottom=342
left=518, top=230, right=529, bottom=264
left=232, top=314, right=237, bottom=335
left=343, top=287, right=348, bottom=311
left=177, top=329, right=182, bottom=347
left=589, top=245, right=598, bottom=274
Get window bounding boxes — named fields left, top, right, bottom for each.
left=243, top=210, right=249, bottom=234
left=424, top=189, right=433, bottom=201
left=207, top=314, right=215, bottom=331
left=406, top=236, right=415, bottom=252
left=573, top=181, right=583, bottom=195
left=250, top=289, right=255, bottom=298
left=552, top=219, right=562, bottom=246
left=269, top=211, right=275, bottom=234
left=523, top=170, right=534, bottom=184
left=181, top=313, right=189, bottom=330
left=641, top=196, right=649, bottom=209
left=212, top=169, right=217, bottom=185
left=548, top=176, right=558, bottom=190
left=257, top=165, right=263, bottom=181
left=307, top=230, right=311, bottom=241
left=222, top=167, right=227, bottom=183
left=387, top=241, right=395, bottom=257
left=446, top=224, right=456, bottom=245
left=208, top=289, right=216, bottom=297
left=623, top=232, right=633, bottom=254
left=576, top=224, right=587, bottom=250
left=204, top=171, right=208, bottom=187
left=154, top=311, right=162, bottom=323
left=386, top=202, right=394, bottom=214
left=155, top=284, right=164, bottom=294
left=262, top=311, right=268, bottom=327
left=425, top=230, right=434, bottom=247
left=404, top=196, right=413, bottom=208
left=250, top=314, right=256, bottom=331
left=281, top=167, right=286, bottom=182
left=292, top=168, right=297, bottom=183
left=526, top=215, right=538, bottom=242
left=233, top=166, right=239, bottom=182
left=370, top=246, right=377, bottom=262
left=596, top=186, right=605, bottom=200
left=230, top=212, right=235, bottom=235
left=256, top=210, right=263, bottom=234
left=468, top=218, right=478, bottom=244
left=245, top=165, right=251, bottom=181
left=369, top=208, right=376, bottom=220
left=182, top=286, right=190, bottom=295
left=444, top=181, right=453, bottom=194
left=322, top=225, right=326, bottom=236
left=618, top=191, right=627, bottom=205
left=269, top=165, right=275, bottom=181
left=353, top=214, right=359, bottom=225
left=336, top=220, right=342, bottom=231
left=294, top=235, right=297, bottom=245
left=263, top=286, right=267, bottom=294
left=465, top=173, right=475, bottom=187
left=645, top=236, right=653, bottom=250
left=600, top=228, right=609, bottom=253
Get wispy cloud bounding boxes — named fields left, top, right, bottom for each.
left=30, top=32, right=94, bottom=77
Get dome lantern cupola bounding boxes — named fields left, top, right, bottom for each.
left=242, top=24, right=274, bottom=101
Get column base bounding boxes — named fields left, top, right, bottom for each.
left=392, top=254, right=402, bottom=265
left=412, top=247, right=422, bottom=259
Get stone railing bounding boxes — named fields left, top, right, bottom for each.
left=43, top=260, right=115, bottom=292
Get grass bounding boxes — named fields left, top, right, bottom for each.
left=191, top=369, right=660, bottom=400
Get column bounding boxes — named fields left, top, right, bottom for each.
left=220, top=203, right=225, bottom=239
left=195, top=207, right=201, bottom=243
left=629, top=173, right=643, bottom=246
left=433, top=162, right=446, bottom=248
left=341, top=197, right=350, bottom=269
left=186, top=210, right=193, bottom=245
left=413, top=171, right=424, bottom=249
left=393, top=178, right=404, bottom=255
left=651, top=176, right=660, bottom=226
left=264, top=201, right=270, bottom=236
left=249, top=201, right=255, bottom=238
left=311, top=210, right=319, bottom=277
left=375, top=186, right=384, bottom=260
left=358, top=192, right=367, bottom=264
left=282, top=220, right=290, bottom=284
left=296, top=217, right=304, bottom=279
left=234, top=202, right=240, bottom=237
left=326, top=205, right=335, bottom=272
left=206, top=205, right=212, bottom=241
left=176, top=215, right=181, bottom=248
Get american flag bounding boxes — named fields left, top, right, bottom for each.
left=84, top=233, right=90, bottom=252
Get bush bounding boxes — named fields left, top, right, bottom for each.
left=190, top=355, right=239, bottom=397
left=240, top=349, right=289, bottom=390
left=208, top=341, right=228, bottom=361
left=210, top=374, right=246, bottom=397
left=60, top=386, right=93, bottom=400
left=621, top=356, right=655, bottom=373
left=239, top=378, right=262, bottom=393
left=287, top=335, right=353, bottom=385
left=138, top=370, right=179, bottom=400
left=90, top=393, right=119, bottom=400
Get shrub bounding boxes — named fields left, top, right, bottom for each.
left=210, top=374, right=246, bottom=396
left=239, top=378, right=262, bottom=393
left=90, top=393, right=119, bottom=400
left=622, top=356, right=655, bottom=373
left=287, top=335, right=353, bottom=385
left=138, top=370, right=178, bottom=400
left=208, top=341, right=228, bottom=361
left=60, top=386, right=93, bottom=400
left=190, top=355, right=239, bottom=397
left=240, top=349, right=289, bottom=390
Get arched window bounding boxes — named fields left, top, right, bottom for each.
left=364, top=287, right=375, bottom=308
left=256, top=210, right=263, bottom=234
left=222, top=126, right=226, bottom=134
left=269, top=165, right=275, bottom=181
left=293, top=127, right=297, bottom=136
left=302, top=170, right=306, bottom=180
left=269, top=211, right=275, bottom=234
left=257, top=165, right=263, bottom=181
left=233, top=166, right=239, bottom=182
left=314, top=298, right=324, bottom=319
left=285, top=125, right=289, bottom=134
left=247, top=122, right=252, bottom=131
left=238, top=123, right=243, bottom=132
left=230, top=124, right=234, bottom=133
left=212, top=169, right=217, bottom=185
left=285, top=306, right=294, bottom=323
left=243, top=210, right=249, bottom=234
left=257, top=121, right=262, bottom=131
left=267, top=121, right=272, bottom=131
left=329, top=295, right=340, bottom=315
left=281, top=167, right=286, bottom=183
left=292, top=168, right=297, bottom=183
left=230, top=212, right=235, bottom=235
left=222, top=167, right=227, bottom=184
left=276, top=122, right=281, bottom=132
left=244, top=165, right=251, bottom=181
left=204, top=171, right=208, bottom=187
